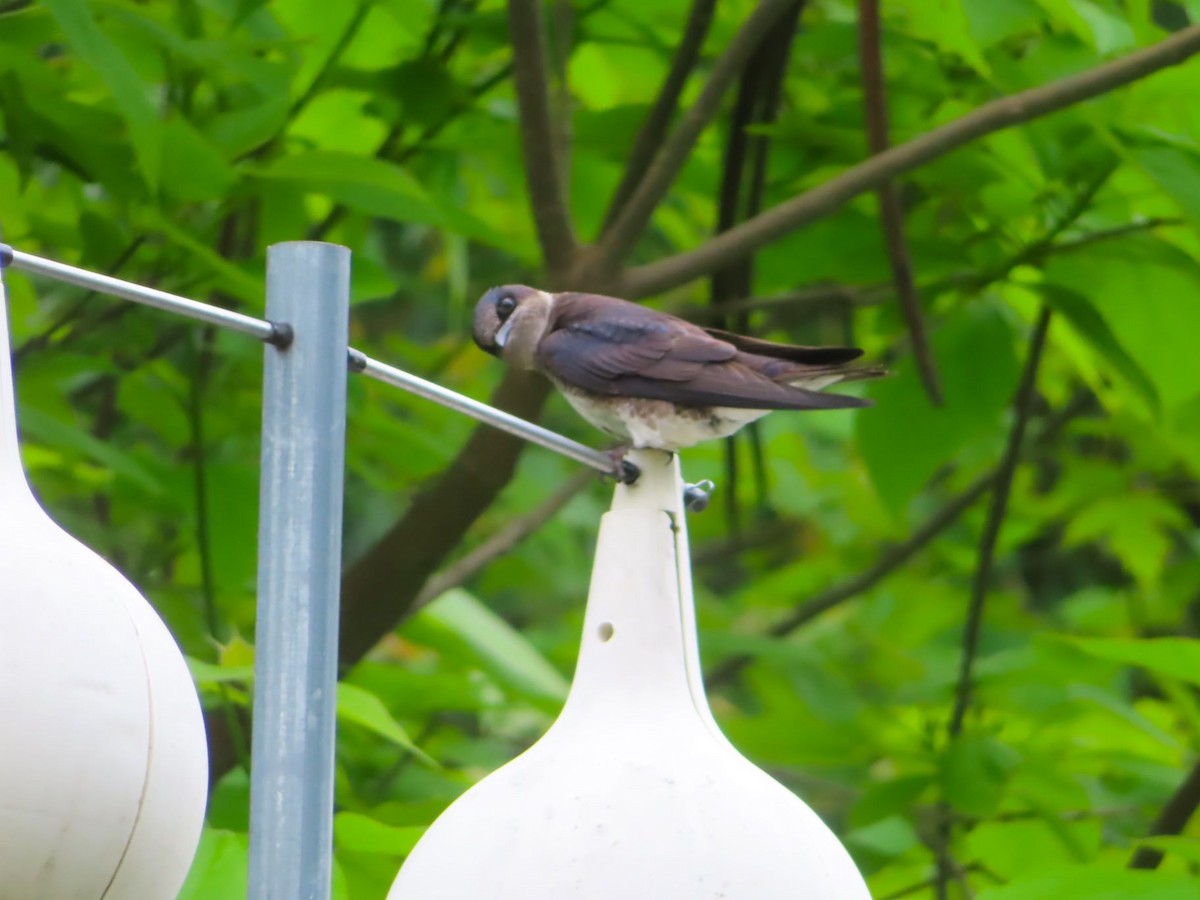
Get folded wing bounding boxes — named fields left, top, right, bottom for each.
left=538, top=293, right=873, bottom=411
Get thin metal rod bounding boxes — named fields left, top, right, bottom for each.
left=247, top=242, right=350, bottom=900
left=350, top=349, right=635, bottom=482
left=0, top=244, right=287, bottom=345
left=1, top=242, right=634, bottom=481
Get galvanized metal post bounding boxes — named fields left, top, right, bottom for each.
left=248, top=242, right=351, bottom=900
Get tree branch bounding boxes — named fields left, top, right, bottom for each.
left=593, top=0, right=797, bottom=269
left=338, top=371, right=552, bottom=665
left=549, top=0, right=575, bottom=207
left=857, top=0, right=941, bottom=405
left=678, top=216, right=1182, bottom=322
left=507, top=0, right=577, bottom=274
left=601, top=0, right=718, bottom=230
left=413, top=468, right=593, bottom=609
left=948, top=306, right=1052, bottom=736
left=621, top=24, right=1200, bottom=298
left=1128, top=756, right=1200, bottom=869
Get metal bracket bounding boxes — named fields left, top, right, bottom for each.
left=683, top=480, right=716, bottom=513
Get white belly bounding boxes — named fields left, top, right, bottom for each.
left=555, top=383, right=768, bottom=452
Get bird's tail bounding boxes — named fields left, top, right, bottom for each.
left=825, top=363, right=887, bottom=384
left=778, top=362, right=887, bottom=391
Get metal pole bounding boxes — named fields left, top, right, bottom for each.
left=247, top=242, right=350, bottom=900
left=2, top=245, right=285, bottom=344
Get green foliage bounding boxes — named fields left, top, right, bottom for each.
left=2, top=0, right=1200, bottom=897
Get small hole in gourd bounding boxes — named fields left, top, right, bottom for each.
left=598, top=622, right=615, bottom=642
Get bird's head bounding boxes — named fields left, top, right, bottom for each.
left=472, top=284, right=555, bottom=371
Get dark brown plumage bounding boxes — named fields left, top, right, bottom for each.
left=473, top=285, right=883, bottom=452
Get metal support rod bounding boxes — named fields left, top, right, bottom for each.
left=1, top=243, right=635, bottom=481
left=349, top=350, right=635, bottom=482
left=0, top=244, right=287, bottom=345
left=247, top=242, right=351, bottom=900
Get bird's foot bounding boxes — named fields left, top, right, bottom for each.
left=604, top=445, right=640, bottom=485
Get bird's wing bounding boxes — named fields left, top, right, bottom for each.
left=538, top=293, right=871, bottom=411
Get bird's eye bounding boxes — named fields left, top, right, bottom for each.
left=496, top=295, right=517, bottom=321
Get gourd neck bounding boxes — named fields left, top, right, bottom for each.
left=554, top=450, right=715, bottom=732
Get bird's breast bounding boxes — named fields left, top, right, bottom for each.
left=551, top=380, right=768, bottom=451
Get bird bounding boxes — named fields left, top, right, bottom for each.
left=472, top=284, right=883, bottom=461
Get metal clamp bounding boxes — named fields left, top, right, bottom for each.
left=683, top=480, right=716, bottom=513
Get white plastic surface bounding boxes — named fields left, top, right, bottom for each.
left=389, top=450, right=870, bottom=899
left=0, top=282, right=208, bottom=899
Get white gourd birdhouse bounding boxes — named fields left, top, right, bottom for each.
left=389, top=449, right=870, bottom=899
left=0, top=272, right=208, bottom=899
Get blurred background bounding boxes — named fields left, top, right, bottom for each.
left=1, top=0, right=1199, bottom=896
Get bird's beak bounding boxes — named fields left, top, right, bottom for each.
left=494, top=317, right=516, bottom=350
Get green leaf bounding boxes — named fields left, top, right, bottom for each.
left=141, top=212, right=265, bottom=304
left=42, top=0, right=162, bottom=189
left=1063, top=493, right=1185, bottom=589
left=251, top=152, right=444, bottom=225
left=977, top=866, right=1200, bottom=900
left=1045, top=237, right=1200, bottom=410
left=1067, top=0, right=1136, bottom=53
left=336, top=682, right=436, bottom=766
left=963, top=0, right=1043, bottom=47
left=1123, top=136, right=1200, bottom=228
left=161, top=118, right=237, bottom=203
left=857, top=303, right=1020, bottom=511
left=177, top=828, right=249, bottom=900
left=1037, top=284, right=1159, bottom=412
left=1135, top=836, right=1200, bottom=866
left=843, top=815, right=920, bottom=860
left=334, top=812, right=425, bottom=856
left=940, top=735, right=1020, bottom=817
left=18, top=406, right=163, bottom=496
left=417, top=589, right=570, bottom=705
left=1059, top=636, right=1200, bottom=687
left=187, top=657, right=254, bottom=687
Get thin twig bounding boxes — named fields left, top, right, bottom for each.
left=13, top=237, right=145, bottom=362
left=857, top=0, right=941, bottom=405
left=621, top=24, right=1200, bottom=297
left=706, top=470, right=995, bottom=688
left=948, top=305, right=1052, bottom=736
left=287, top=2, right=371, bottom=119
left=705, top=390, right=1090, bottom=689
left=422, top=0, right=458, bottom=56
left=594, top=0, right=797, bottom=269
left=680, top=216, right=1182, bottom=322
left=507, top=0, right=577, bottom=274
left=1129, top=756, right=1200, bottom=869
left=413, top=469, right=593, bottom=609
left=602, top=0, right=718, bottom=230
